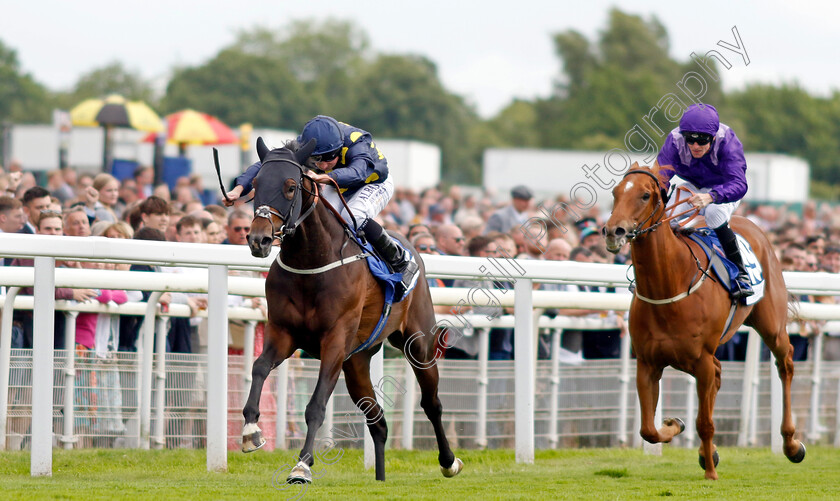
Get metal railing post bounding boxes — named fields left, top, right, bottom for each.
left=617, top=330, right=631, bottom=446
left=206, top=265, right=229, bottom=472
left=241, top=320, right=257, bottom=407
left=152, top=317, right=169, bottom=449
left=139, top=291, right=163, bottom=450
left=684, top=376, right=696, bottom=447
left=808, top=332, right=825, bottom=442
left=476, top=328, right=489, bottom=449
left=364, top=347, right=384, bottom=469
left=514, top=278, right=534, bottom=463
left=770, top=356, right=783, bottom=454
left=548, top=329, right=561, bottom=449
left=0, top=286, right=21, bottom=450
left=276, top=359, right=289, bottom=450
left=31, top=256, right=55, bottom=476
left=402, top=359, right=415, bottom=450
left=739, top=329, right=760, bottom=446
left=61, top=311, right=79, bottom=449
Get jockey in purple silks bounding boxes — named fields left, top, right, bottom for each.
left=657, top=103, right=753, bottom=300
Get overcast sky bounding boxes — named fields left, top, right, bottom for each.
left=2, top=0, right=838, bottom=118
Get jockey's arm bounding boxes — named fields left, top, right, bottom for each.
left=327, top=144, right=379, bottom=190
left=223, top=161, right=261, bottom=206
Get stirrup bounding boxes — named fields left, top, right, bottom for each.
left=398, top=257, right=419, bottom=290
left=731, top=279, right=754, bottom=300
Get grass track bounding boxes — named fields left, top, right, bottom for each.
left=1, top=447, right=838, bottom=500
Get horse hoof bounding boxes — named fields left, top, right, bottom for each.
left=241, top=423, right=266, bottom=453
left=788, top=442, right=806, bottom=463
left=699, top=450, right=719, bottom=470
left=665, top=417, right=685, bottom=434
left=441, top=457, right=464, bottom=478
left=287, top=461, right=313, bottom=484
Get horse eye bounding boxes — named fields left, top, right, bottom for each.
left=642, top=192, right=651, bottom=201
left=288, top=185, right=296, bottom=192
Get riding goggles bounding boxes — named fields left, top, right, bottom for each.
left=681, top=131, right=714, bottom=146
left=311, top=149, right=340, bottom=163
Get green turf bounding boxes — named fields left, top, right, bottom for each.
left=0, top=447, right=837, bottom=500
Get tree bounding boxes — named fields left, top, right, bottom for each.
left=537, top=8, right=724, bottom=150
left=230, top=19, right=370, bottom=118
left=483, top=100, right=541, bottom=149
left=727, top=84, right=840, bottom=185
left=163, top=48, right=313, bottom=128
left=0, top=39, right=52, bottom=125
left=348, top=54, right=481, bottom=183
left=53, top=61, right=158, bottom=111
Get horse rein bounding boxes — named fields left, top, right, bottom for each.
left=622, top=170, right=700, bottom=240
left=269, top=168, right=372, bottom=275
left=622, top=169, right=712, bottom=305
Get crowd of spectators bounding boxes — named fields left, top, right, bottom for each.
left=2, top=162, right=838, bottom=366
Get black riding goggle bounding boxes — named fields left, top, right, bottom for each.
left=682, top=132, right=714, bottom=146
left=311, top=149, right=340, bottom=163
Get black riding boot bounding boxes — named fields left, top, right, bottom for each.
left=713, top=222, right=754, bottom=301
left=361, top=219, right=419, bottom=295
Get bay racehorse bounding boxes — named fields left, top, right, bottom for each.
left=603, top=162, right=805, bottom=480
left=238, top=137, right=462, bottom=483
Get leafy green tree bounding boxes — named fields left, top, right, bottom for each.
left=482, top=100, right=541, bottom=148
left=229, top=19, right=369, bottom=118
left=727, top=84, right=840, bottom=184
left=0, top=39, right=52, bottom=125
left=53, top=61, right=158, bottom=111
left=163, top=48, right=312, bottom=128
left=538, top=8, right=724, bottom=150
left=348, top=54, right=480, bottom=183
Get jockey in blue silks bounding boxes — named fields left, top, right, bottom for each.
left=656, top=103, right=753, bottom=300
left=225, top=115, right=419, bottom=293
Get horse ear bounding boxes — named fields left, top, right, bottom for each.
left=651, top=160, right=661, bottom=175
left=295, top=138, right=318, bottom=164
left=651, top=160, right=663, bottom=188
left=256, top=137, right=269, bottom=162
left=630, top=161, right=640, bottom=170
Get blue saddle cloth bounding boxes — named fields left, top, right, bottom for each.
left=685, top=228, right=743, bottom=294
left=354, top=235, right=416, bottom=304
left=346, top=232, right=417, bottom=358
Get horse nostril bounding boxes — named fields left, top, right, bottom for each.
left=615, top=227, right=626, bottom=237
left=260, top=236, right=273, bottom=248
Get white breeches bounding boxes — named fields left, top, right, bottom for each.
left=320, top=176, right=394, bottom=226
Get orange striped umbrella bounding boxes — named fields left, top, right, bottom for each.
left=145, top=109, right=238, bottom=145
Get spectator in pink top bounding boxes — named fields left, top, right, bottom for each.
left=75, top=261, right=128, bottom=350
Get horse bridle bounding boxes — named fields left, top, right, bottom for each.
left=254, top=160, right=320, bottom=244
left=621, top=169, right=665, bottom=240
left=622, top=169, right=717, bottom=306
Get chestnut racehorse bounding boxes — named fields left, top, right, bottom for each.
left=603, top=162, right=805, bottom=480
left=238, top=138, right=462, bottom=484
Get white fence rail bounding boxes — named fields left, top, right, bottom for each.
left=3, top=233, right=840, bottom=476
